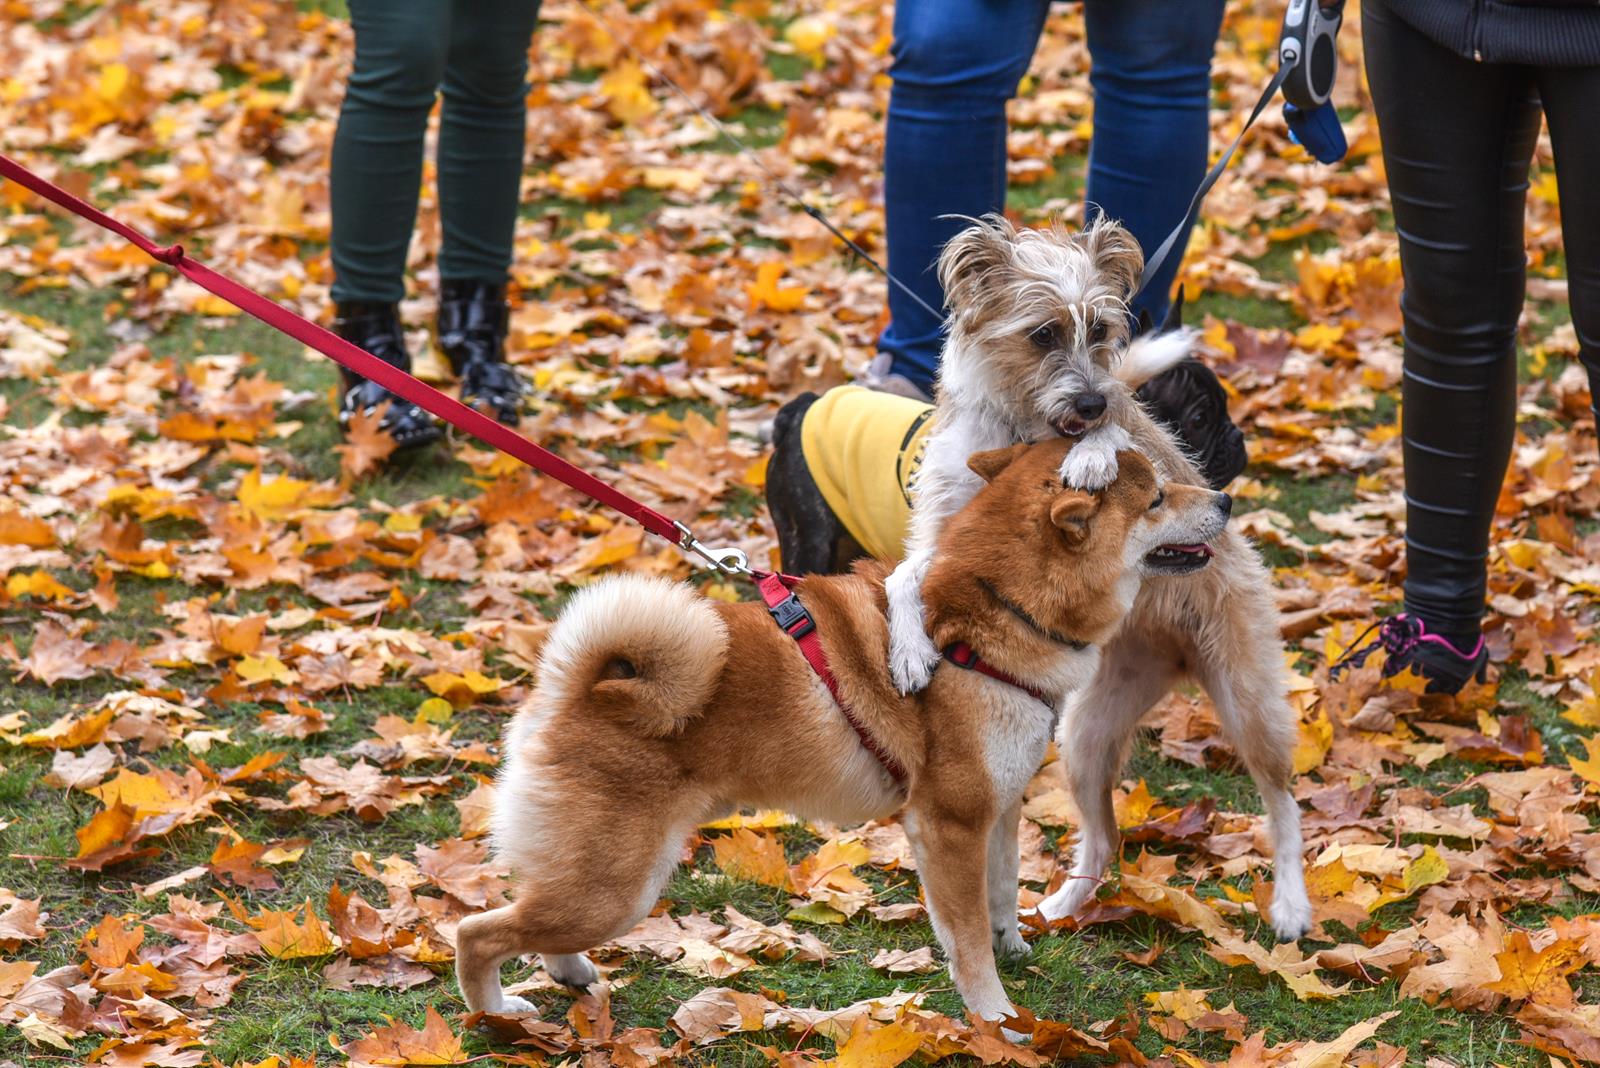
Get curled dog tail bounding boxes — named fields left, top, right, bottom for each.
left=1116, top=327, right=1196, bottom=390
left=535, top=574, right=729, bottom=737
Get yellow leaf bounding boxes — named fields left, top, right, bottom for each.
left=237, top=655, right=298, bottom=686
left=712, top=828, right=790, bottom=889
left=5, top=571, right=76, bottom=602
left=598, top=59, right=657, bottom=125
left=784, top=15, right=835, bottom=66
left=821, top=1018, right=923, bottom=1068
left=1403, top=845, right=1449, bottom=893
left=1293, top=705, right=1333, bottom=774
left=1569, top=735, right=1600, bottom=788
left=415, top=697, right=455, bottom=724
left=746, top=261, right=810, bottom=313
left=236, top=469, right=313, bottom=522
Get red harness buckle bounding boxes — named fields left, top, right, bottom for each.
left=756, top=572, right=908, bottom=792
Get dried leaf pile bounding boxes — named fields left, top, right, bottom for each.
left=0, top=0, right=1592, bottom=1065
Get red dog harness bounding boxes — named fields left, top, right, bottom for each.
left=756, top=574, right=1054, bottom=794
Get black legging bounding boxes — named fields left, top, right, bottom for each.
left=1364, top=0, right=1600, bottom=636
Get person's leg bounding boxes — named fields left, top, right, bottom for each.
left=330, top=0, right=450, bottom=304
left=438, top=0, right=540, bottom=288
left=1362, top=0, right=1541, bottom=661
left=330, top=0, right=450, bottom=448
left=1083, top=0, right=1225, bottom=324
left=433, top=0, right=541, bottom=424
left=1538, top=64, right=1600, bottom=427
left=876, top=0, right=1051, bottom=395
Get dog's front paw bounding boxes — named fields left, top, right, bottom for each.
left=889, top=631, right=939, bottom=694
left=543, top=953, right=599, bottom=989
left=1059, top=441, right=1117, bottom=491
left=1269, top=885, right=1313, bottom=942
left=993, top=925, right=1031, bottom=959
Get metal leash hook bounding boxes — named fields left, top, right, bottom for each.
left=673, top=520, right=752, bottom=576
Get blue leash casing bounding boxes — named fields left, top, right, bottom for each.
left=1284, top=101, right=1348, bottom=164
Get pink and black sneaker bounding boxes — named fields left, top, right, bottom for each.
left=1330, top=613, right=1488, bottom=695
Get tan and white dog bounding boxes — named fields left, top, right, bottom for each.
left=883, top=216, right=1312, bottom=940
left=456, top=439, right=1232, bottom=1032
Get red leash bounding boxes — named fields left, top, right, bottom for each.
left=0, top=152, right=726, bottom=561
left=0, top=152, right=1050, bottom=794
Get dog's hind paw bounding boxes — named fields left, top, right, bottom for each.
left=490, top=995, right=538, bottom=1015
left=1269, top=888, right=1313, bottom=942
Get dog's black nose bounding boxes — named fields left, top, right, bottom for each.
left=1074, top=393, right=1106, bottom=420
left=1216, top=493, right=1233, bottom=517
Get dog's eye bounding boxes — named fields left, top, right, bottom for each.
left=1029, top=322, right=1060, bottom=350
left=1088, top=321, right=1109, bottom=345
left=1149, top=491, right=1165, bottom=511
left=1187, top=410, right=1207, bottom=430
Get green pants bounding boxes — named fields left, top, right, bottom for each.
left=330, top=0, right=540, bottom=304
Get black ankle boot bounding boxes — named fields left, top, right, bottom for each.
left=438, top=279, right=523, bottom=425
left=333, top=302, right=442, bottom=450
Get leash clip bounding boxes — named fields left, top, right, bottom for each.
left=674, top=520, right=751, bottom=576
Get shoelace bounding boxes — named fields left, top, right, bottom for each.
left=1328, top=615, right=1421, bottom=680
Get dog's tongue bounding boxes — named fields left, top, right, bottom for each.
left=1165, top=543, right=1214, bottom=556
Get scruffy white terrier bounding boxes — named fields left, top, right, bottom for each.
left=881, top=215, right=1312, bottom=944
left=886, top=215, right=1192, bottom=693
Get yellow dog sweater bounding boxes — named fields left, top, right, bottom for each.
left=798, top=385, right=934, bottom=562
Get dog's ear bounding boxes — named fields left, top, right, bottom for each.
left=937, top=214, right=1015, bottom=313
left=967, top=442, right=1031, bottom=483
left=1160, top=285, right=1186, bottom=332
left=1050, top=491, right=1098, bottom=545
left=1080, top=218, right=1145, bottom=301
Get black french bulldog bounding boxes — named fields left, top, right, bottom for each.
left=767, top=294, right=1248, bottom=576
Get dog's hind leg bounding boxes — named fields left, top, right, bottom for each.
left=455, top=814, right=701, bottom=1014
left=1034, top=640, right=1176, bottom=923
left=1196, top=658, right=1311, bottom=941
left=986, top=799, right=1028, bottom=958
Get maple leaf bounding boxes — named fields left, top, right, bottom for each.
left=868, top=947, right=938, bottom=975
left=336, top=403, right=400, bottom=480
left=1484, top=930, right=1583, bottom=1007
left=342, top=1006, right=467, bottom=1068
left=711, top=828, right=790, bottom=889
left=0, top=891, right=47, bottom=948
left=746, top=261, right=810, bottom=313
left=820, top=1017, right=924, bottom=1068
left=228, top=898, right=336, bottom=960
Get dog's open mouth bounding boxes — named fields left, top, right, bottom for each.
left=1051, top=414, right=1090, bottom=438
left=1144, top=543, right=1215, bottom=573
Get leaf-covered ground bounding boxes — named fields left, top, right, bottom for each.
left=0, top=0, right=1593, bottom=1065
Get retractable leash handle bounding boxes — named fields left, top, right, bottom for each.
left=1279, top=0, right=1349, bottom=164
left=1134, top=0, right=1347, bottom=298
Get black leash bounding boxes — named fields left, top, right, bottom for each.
left=1134, top=64, right=1292, bottom=300
left=593, top=6, right=1317, bottom=318
left=593, top=11, right=945, bottom=323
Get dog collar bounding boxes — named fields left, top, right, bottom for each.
left=942, top=642, right=1053, bottom=707
left=756, top=572, right=910, bottom=792
left=977, top=578, right=1090, bottom=651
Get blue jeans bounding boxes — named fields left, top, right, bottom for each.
left=879, top=0, right=1227, bottom=392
